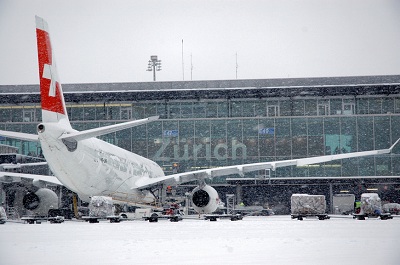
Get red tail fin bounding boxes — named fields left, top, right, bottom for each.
left=35, top=16, right=69, bottom=124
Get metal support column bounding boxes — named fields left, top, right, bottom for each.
left=236, top=185, right=243, bottom=205
left=226, top=194, right=235, bottom=215
left=0, top=183, right=4, bottom=204
left=329, top=183, right=333, bottom=214
left=184, top=192, right=190, bottom=215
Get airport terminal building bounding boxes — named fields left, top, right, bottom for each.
left=1, top=75, right=400, bottom=211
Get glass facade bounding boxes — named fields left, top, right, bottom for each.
left=1, top=91, right=400, bottom=182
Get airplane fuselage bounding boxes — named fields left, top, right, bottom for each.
left=38, top=121, right=165, bottom=203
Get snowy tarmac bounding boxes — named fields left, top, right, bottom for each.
left=1, top=215, right=399, bottom=265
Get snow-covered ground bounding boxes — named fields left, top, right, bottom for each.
left=1, top=215, right=399, bottom=265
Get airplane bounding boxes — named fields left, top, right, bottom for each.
left=1, top=16, right=399, bottom=218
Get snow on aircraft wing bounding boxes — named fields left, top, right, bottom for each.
left=0, top=130, right=39, bottom=142
left=135, top=138, right=400, bottom=190
left=0, top=117, right=159, bottom=143
left=0, top=162, right=48, bottom=170
left=0, top=171, right=62, bottom=186
left=59, top=116, right=159, bottom=142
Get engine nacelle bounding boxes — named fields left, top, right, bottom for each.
left=191, top=185, right=220, bottom=214
left=22, top=188, right=59, bottom=216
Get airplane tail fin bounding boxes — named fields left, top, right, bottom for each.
left=35, top=16, right=70, bottom=125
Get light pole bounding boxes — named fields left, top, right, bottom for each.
left=146, top=55, right=162, bottom=81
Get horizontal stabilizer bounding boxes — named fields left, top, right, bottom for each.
left=0, top=171, right=62, bottom=186
left=59, top=116, right=159, bottom=142
left=0, top=130, right=39, bottom=142
left=0, top=162, right=47, bottom=170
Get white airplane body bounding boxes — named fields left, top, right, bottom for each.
left=42, top=125, right=164, bottom=203
left=1, top=16, right=399, bottom=215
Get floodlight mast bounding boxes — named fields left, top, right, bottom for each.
left=146, top=55, right=162, bottom=81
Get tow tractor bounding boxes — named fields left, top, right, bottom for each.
left=143, top=213, right=183, bottom=222
left=142, top=203, right=183, bottom=222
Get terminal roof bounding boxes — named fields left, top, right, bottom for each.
left=1, top=75, right=400, bottom=104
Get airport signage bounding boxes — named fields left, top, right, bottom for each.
left=259, top=128, right=275, bottom=135
left=153, top=138, right=247, bottom=162
left=163, top=130, right=179, bottom=137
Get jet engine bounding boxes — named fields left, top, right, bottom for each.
left=191, top=185, right=220, bottom=214
left=22, top=188, right=59, bottom=216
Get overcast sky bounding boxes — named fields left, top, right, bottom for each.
left=0, top=0, right=399, bottom=85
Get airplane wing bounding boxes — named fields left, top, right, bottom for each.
left=0, top=171, right=62, bottom=186
left=135, top=138, right=400, bottom=190
left=0, top=162, right=48, bottom=170
left=0, top=130, right=39, bottom=142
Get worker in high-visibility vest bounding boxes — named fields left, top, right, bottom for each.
left=166, top=185, right=172, bottom=196
left=355, top=201, right=361, bottom=214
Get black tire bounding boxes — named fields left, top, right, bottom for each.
left=149, top=217, right=158, bottom=222
left=380, top=215, right=388, bottom=220
left=170, top=216, right=179, bottom=222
